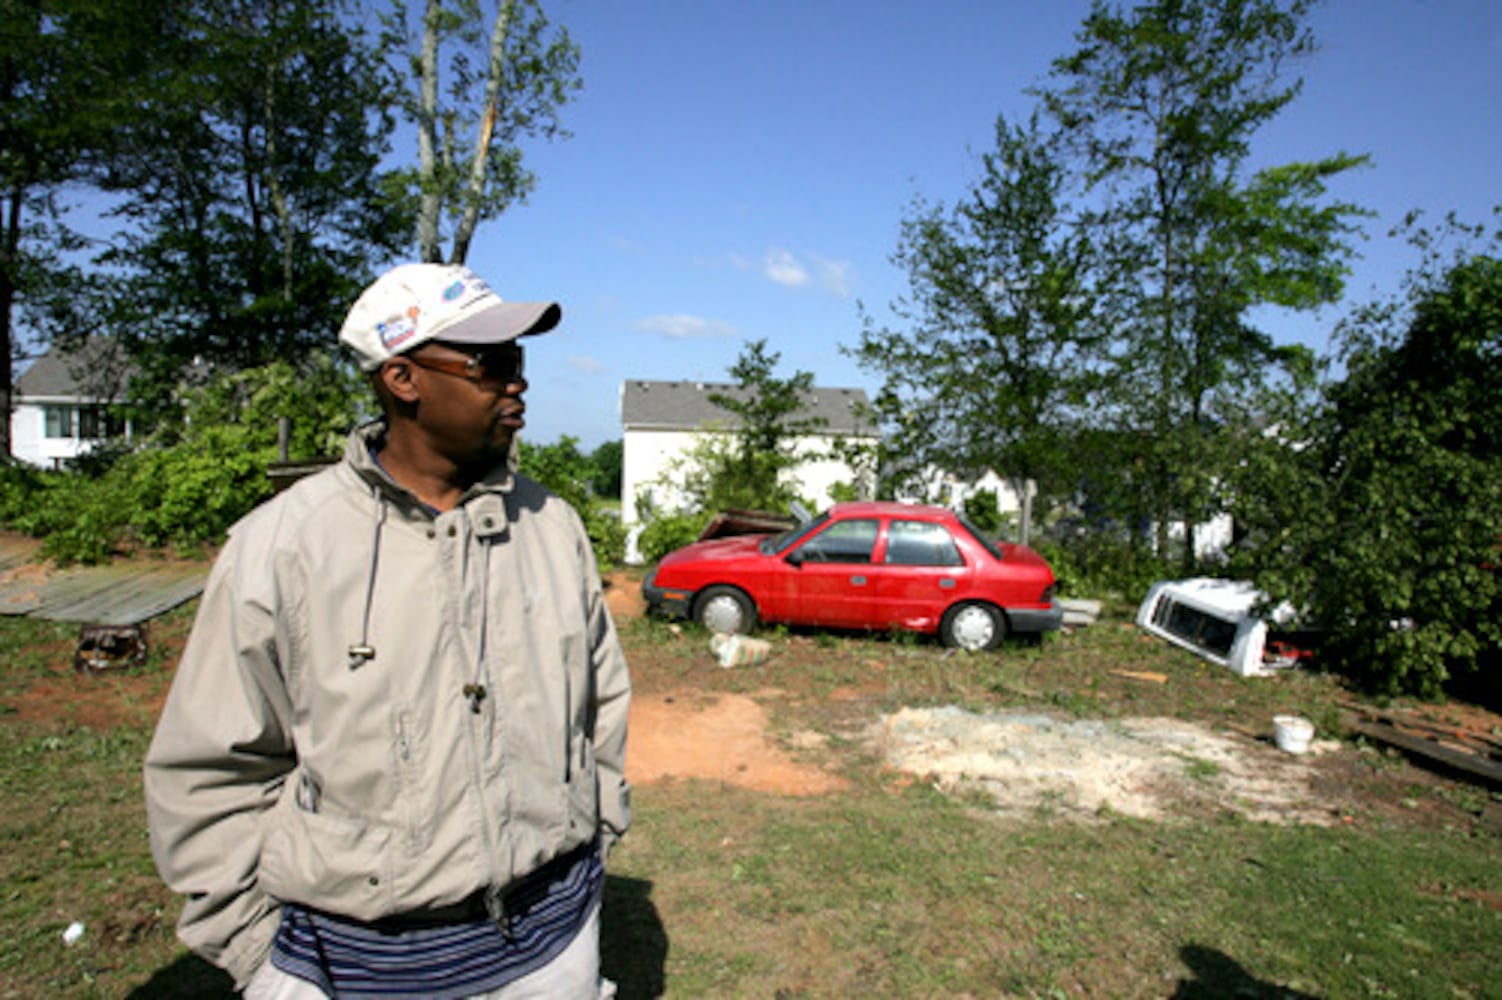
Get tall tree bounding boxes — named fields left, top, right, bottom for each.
left=93, top=0, right=405, bottom=406
left=850, top=113, right=1097, bottom=543
left=1039, top=0, right=1365, bottom=568
left=0, top=0, right=173, bottom=455
left=378, top=0, right=580, bottom=264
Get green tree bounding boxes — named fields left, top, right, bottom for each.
left=377, top=0, right=580, bottom=264
left=517, top=434, right=625, bottom=570
left=704, top=339, right=825, bottom=512
left=0, top=0, right=177, bottom=455
left=641, top=340, right=826, bottom=521
left=89, top=0, right=403, bottom=409
left=588, top=438, right=622, bottom=499
left=849, top=113, right=1097, bottom=544
left=1230, top=214, right=1502, bottom=700
left=1039, top=0, right=1366, bottom=569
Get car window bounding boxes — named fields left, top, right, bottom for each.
left=794, top=518, right=878, bottom=564
left=764, top=512, right=828, bottom=555
left=957, top=514, right=1004, bottom=560
left=884, top=519, right=964, bottom=567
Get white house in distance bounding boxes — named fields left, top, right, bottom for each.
left=620, top=379, right=877, bottom=563
left=11, top=337, right=136, bottom=468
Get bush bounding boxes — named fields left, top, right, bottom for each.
left=0, top=357, right=362, bottom=564
left=637, top=510, right=713, bottom=565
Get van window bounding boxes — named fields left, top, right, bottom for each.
left=1150, top=596, right=1237, bottom=657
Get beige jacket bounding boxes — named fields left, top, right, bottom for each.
left=143, top=424, right=631, bottom=989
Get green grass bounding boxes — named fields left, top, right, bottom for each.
left=1, top=606, right=1498, bottom=998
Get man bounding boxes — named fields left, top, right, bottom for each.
left=144, top=263, right=631, bottom=999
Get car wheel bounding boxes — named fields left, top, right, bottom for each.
left=693, top=586, right=759, bottom=635
left=940, top=601, right=1005, bottom=652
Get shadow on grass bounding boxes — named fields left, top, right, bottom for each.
left=1172, top=943, right=1320, bottom=999
left=602, top=874, right=669, bottom=999
left=125, top=875, right=667, bottom=999
left=126, top=953, right=235, bottom=998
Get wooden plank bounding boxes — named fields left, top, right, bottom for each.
left=1345, top=717, right=1502, bottom=788
left=1341, top=701, right=1502, bottom=756
left=0, top=558, right=206, bottom=626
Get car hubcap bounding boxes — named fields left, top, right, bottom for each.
left=951, top=607, right=995, bottom=651
left=701, top=595, right=745, bottom=634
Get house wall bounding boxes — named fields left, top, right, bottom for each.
left=10, top=400, right=131, bottom=469
left=11, top=401, right=85, bottom=468
left=621, top=427, right=875, bottom=564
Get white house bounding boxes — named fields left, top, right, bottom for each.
left=620, top=379, right=877, bottom=563
left=11, top=338, right=136, bottom=468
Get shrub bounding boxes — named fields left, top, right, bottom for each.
left=637, top=510, right=713, bottom=565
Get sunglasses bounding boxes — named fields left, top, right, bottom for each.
left=405, top=342, right=525, bottom=385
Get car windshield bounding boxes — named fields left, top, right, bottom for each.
left=957, top=514, right=1005, bottom=560
left=761, top=511, right=829, bottom=555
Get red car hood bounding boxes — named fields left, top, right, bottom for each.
left=659, top=533, right=769, bottom=565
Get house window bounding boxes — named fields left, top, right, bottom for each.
left=77, top=406, right=125, bottom=440
left=43, top=405, right=75, bottom=439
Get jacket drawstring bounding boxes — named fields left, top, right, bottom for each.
left=348, top=490, right=386, bottom=669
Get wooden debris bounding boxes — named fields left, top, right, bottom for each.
left=1340, top=704, right=1502, bottom=789
left=1112, top=669, right=1168, bottom=684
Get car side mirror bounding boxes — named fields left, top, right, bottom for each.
left=785, top=549, right=804, bottom=567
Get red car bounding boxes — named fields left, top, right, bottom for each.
left=643, top=501, right=1062, bottom=651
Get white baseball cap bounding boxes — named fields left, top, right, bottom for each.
left=339, top=263, right=561, bottom=371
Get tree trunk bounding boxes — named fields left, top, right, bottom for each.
left=0, top=184, right=21, bottom=458
left=416, top=0, right=444, bottom=262
left=450, top=0, right=517, bottom=266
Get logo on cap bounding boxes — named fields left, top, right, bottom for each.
left=377, top=306, right=421, bottom=351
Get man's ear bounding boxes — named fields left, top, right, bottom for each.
left=377, top=359, right=421, bottom=405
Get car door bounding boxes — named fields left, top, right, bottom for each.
left=869, top=518, right=973, bottom=630
left=779, top=518, right=880, bottom=628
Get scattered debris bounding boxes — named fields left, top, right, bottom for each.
left=1273, top=714, right=1315, bottom=754
left=709, top=633, right=772, bottom=668
left=1112, top=669, right=1168, bottom=684
left=62, top=922, right=85, bottom=946
left=1135, top=578, right=1313, bottom=677
left=1341, top=702, right=1502, bottom=788
left=73, top=623, right=148, bottom=674
left=1060, top=597, right=1102, bottom=627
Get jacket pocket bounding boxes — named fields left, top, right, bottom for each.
left=258, top=791, right=394, bottom=920
left=562, top=737, right=600, bottom=840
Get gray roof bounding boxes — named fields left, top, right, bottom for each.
left=15, top=337, right=136, bottom=402
left=621, top=379, right=875, bottom=436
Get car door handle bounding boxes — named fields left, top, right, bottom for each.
left=939, top=578, right=956, bottom=589
left=850, top=575, right=867, bottom=586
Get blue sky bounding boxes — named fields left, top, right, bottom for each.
left=462, top=0, right=1501, bottom=449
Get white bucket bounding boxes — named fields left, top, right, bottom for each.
left=1272, top=715, right=1315, bottom=754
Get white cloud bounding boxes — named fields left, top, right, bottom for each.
left=633, top=314, right=738, bottom=339
left=762, top=248, right=810, bottom=288
left=567, top=354, right=605, bottom=374
left=810, top=253, right=855, bottom=297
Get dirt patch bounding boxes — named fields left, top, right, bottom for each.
left=604, top=570, right=647, bottom=622
left=876, top=706, right=1345, bottom=824
left=627, top=691, right=847, bottom=796
left=6, top=667, right=171, bottom=730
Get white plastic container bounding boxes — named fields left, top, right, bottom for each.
left=1272, top=715, right=1315, bottom=754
